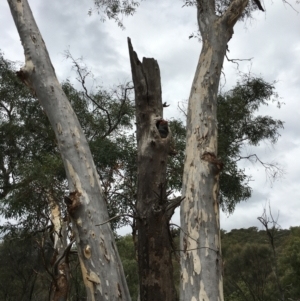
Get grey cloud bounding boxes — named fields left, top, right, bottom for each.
left=1, top=1, right=299, bottom=234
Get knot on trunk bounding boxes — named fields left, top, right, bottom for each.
left=64, top=190, right=81, bottom=216
left=201, top=151, right=224, bottom=172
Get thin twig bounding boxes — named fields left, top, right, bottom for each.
left=225, top=53, right=253, bottom=68
left=169, top=223, right=197, bottom=243
left=234, top=153, right=283, bottom=182
left=95, top=213, right=136, bottom=226
left=174, top=246, right=219, bottom=254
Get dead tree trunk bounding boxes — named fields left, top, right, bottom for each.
left=128, top=38, right=178, bottom=301
left=8, top=1, right=131, bottom=300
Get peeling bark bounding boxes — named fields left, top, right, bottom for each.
left=8, top=1, right=131, bottom=300
left=180, top=1, right=249, bottom=301
left=48, top=195, right=70, bottom=301
left=128, top=38, right=178, bottom=301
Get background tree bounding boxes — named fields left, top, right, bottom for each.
left=116, top=235, right=139, bottom=301
left=279, top=227, right=300, bottom=299
left=0, top=52, right=135, bottom=233
left=110, top=227, right=300, bottom=301
left=224, top=243, right=275, bottom=301
left=173, top=75, right=283, bottom=213
left=218, top=75, right=283, bottom=212
left=0, top=235, right=46, bottom=301
left=221, top=225, right=300, bottom=301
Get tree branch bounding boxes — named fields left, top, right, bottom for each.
left=52, top=239, right=75, bottom=276
left=234, top=154, right=284, bottom=182
left=165, top=196, right=185, bottom=220
left=225, top=53, right=253, bottom=68
left=253, top=0, right=264, bottom=11
left=95, top=213, right=136, bottom=226
left=258, top=204, right=285, bottom=300
left=65, top=51, right=134, bottom=139
left=221, top=0, right=249, bottom=27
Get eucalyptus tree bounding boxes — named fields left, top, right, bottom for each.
left=179, top=1, right=267, bottom=300
left=5, top=0, right=287, bottom=300
left=11, top=18, right=131, bottom=290
left=0, top=49, right=135, bottom=300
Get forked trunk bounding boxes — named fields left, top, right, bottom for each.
left=48, top=195, right=70, bottom=301
left=180, top=1, right=249, bottom=300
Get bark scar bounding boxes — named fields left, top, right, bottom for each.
left=64, top=190, right=82, bottom=216
left=117, top=283, right=122, bottom=298
left=201, top=151, right=223, bottom=171
left=16, top=69, right=36, bottom=96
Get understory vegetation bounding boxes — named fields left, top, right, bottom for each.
left=0, top=226, right=299, bottom=300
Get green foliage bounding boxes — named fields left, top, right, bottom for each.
left=0, top=51, right=284, bottom=232
left=218, top=76, right=283, bottom=212
left=99, top=133, right=137, bottom=229
left=89, top=0, right=140, bottom=28
left=167, top=119, right=186, bottom=190
left=0, top=235, right=49, bottom=300
left=0, top=231, right=89, bottom=301
left=279, top=227, right=300, bottom=299
left=115, top=227, right=300, bottom=301
left=222, top=226, right=300, bottom=301
left=89, top=0, right=265, bottom=29
left=0, top=52, right=135, bottom=234
left=182, top=0, right=264, bottom=21
left=167, top=76, right=283, bottom=213
left=116, top=235, right=139, bottom=300
left=224, top=243, right=275, bottom=301
left=0, top=53, right=63, bottom=233
left=1, top=222, right=299, bottom=301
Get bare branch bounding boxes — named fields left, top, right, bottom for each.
left=65, top=52, right=113, bottom=129
left=234, top=154, right=284, bottom=183
left=175, top=246, right=220, bottom=253
left=253, top=0, right=265, bottom=11
left=225, top=53, right=253, bottom=68
left=169, top=223, right=197, bottom=243
left=34, top=238, right=56, bottom=285
left=65, top=51, right=134, bottom=139
left=95, top=213, right=136, bottom=226
left=169, top=223, right=220, bottom=254
left=177, top=100, right=187, bottom=117
left=165, top=196, right=185, bottom=220
left=258, top=204, right=285, bottom=300
left=52, top=239, right=75, bottom=276
left=282, top=0, right=299, bottom=13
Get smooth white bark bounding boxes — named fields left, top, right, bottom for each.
left=7, top=1, right=131, bottom=300
left=180, top=1, right=249, bottom=300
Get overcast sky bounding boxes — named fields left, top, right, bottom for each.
left=1, top=0, right=299, bottom=234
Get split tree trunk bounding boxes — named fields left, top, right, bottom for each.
left=128, top=38, right=178, bottom=301
left=180, top=1, right=249, bottom=301
left=48, top=195, right=70, bottom=301
left=8, top=1, right=131, bottom=300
